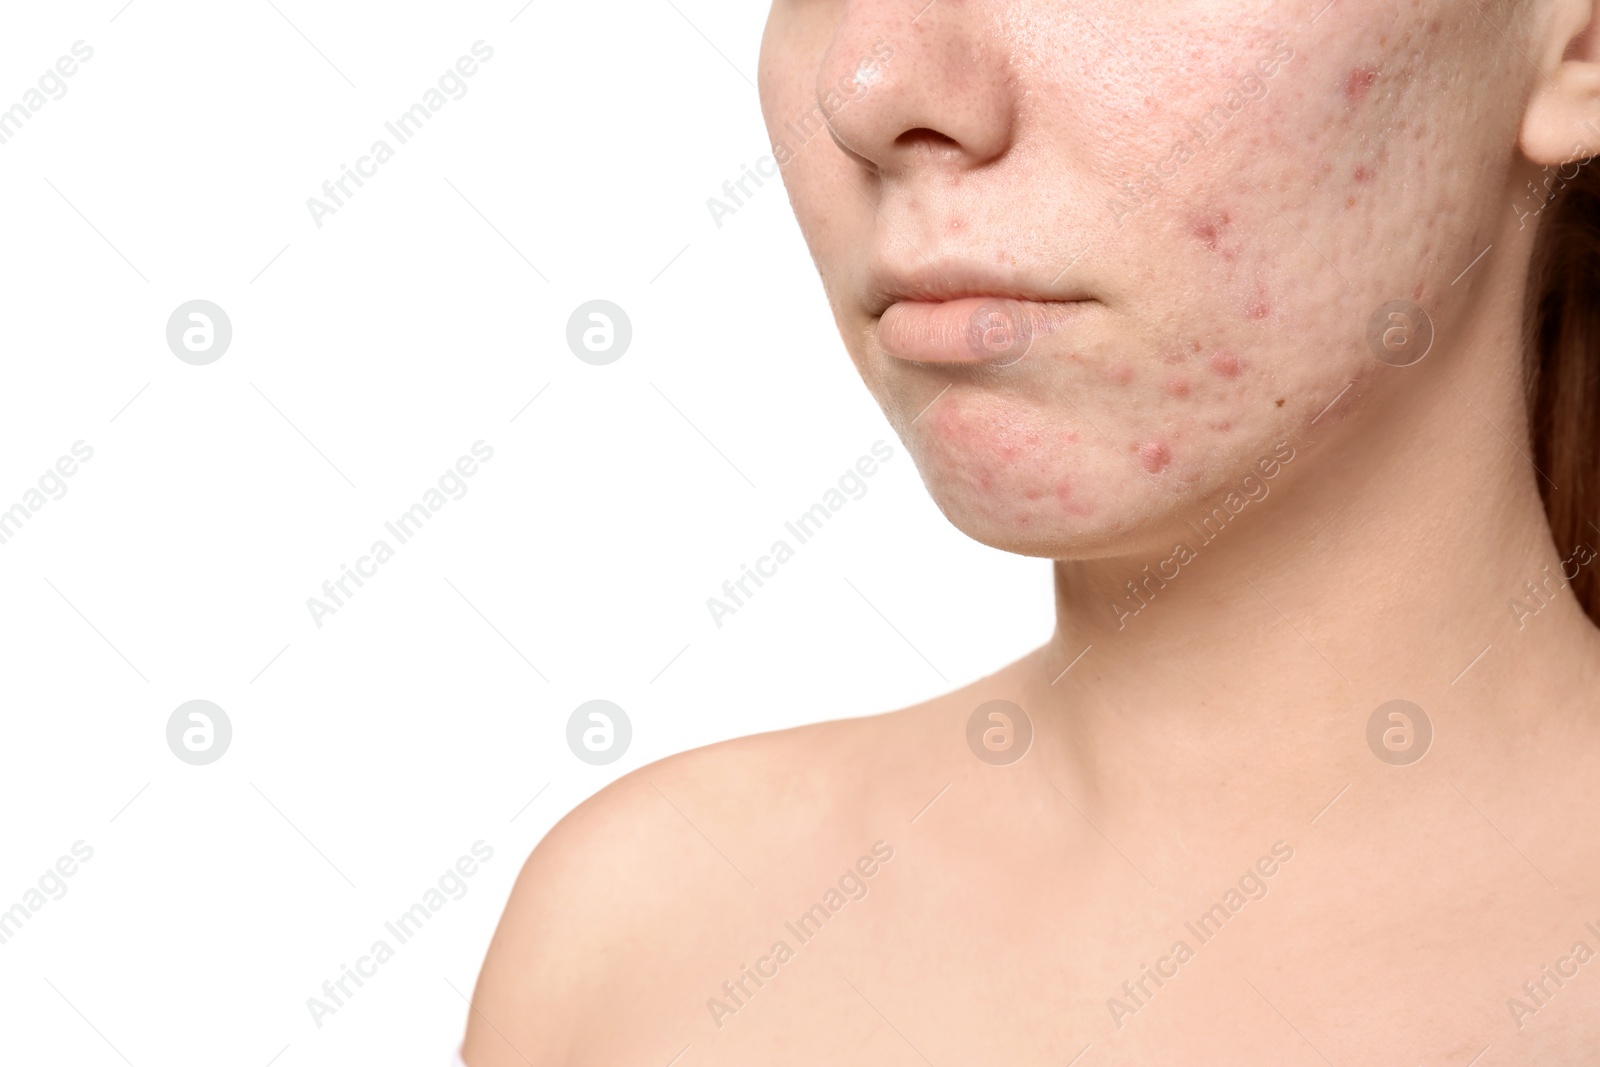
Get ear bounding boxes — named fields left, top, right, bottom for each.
left=1523, top=0, right=1600, bottom=164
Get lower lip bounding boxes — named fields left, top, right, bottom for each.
left=878, top=297, right=1092, bottom=365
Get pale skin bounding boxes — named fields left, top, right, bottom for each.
left=464, top=0, right=1600, bottom=1062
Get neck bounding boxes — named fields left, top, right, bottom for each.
left=1035, top=247, right=1600, bottom=819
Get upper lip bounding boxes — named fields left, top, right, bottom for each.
left=866, top=260, right=1091, bottom=317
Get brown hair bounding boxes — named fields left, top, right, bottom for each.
left=1526, top=159, right=1600, bottom=623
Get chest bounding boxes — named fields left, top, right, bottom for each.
left=659, top=842, right=1600, bottom=1065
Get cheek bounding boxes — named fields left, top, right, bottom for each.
left=1190, top=210, right=1232, bottom=255
left=1344, top=64, right=1380, bottom=105
left=1097, top=4, right=1481, bottom=431
left=1137, top=441, right=1173, bottom=474
left=1208, top=350, right=1242, bottom=378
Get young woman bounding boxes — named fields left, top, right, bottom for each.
left=462, top=0, right=1600, bottom=1061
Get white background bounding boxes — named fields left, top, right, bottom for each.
left=0, top=2, right=1049, bottom=1064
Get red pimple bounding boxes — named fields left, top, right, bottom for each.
left=1165, top=375, right=1192, bottom=398
left=1137, top=441, right=1173, bottom=474
left=1190, top=210, right=1232, bottom=252
left=1353, top=164, right=1373, bottom=183
left=1108, top=361, right=1135, bottom=385
left=1345, top=66, right=1379, bottom=104
left=1055, top=479, right=1094, bottom=516
left=997, top=430, right=1040, bottom=463
left=1208, top=350, right=1242, bottom=378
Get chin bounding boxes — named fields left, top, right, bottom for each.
left=924, top=489, right=1141, bottom=559
left=902, top=421, right=1150, bottom=560
left=897, top=378, right=1307, bottom=560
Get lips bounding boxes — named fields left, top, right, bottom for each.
left=868, top=259, right=1094, bottom=365
left=878, top=295, right=1092, bottom=365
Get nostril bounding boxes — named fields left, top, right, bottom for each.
left=894, top=127, right=962, bottom=151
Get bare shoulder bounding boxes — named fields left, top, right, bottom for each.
left=460, top=706, right=950, bottom=1066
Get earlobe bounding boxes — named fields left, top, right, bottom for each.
left=1522, top=3, right=1600, bottom=165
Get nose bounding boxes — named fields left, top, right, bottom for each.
left=815, top=2, right=1018, bottom=175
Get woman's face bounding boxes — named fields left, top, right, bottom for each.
left=759, top=0, right=1534, bottom=558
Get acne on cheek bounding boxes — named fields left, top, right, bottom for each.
left=1190, top=210, right=1234, bottom=256
left=1336, top=68, right=1382, bottom=199
left=994, top=431, right=1042, bottom=463
left=1185, top=207, right=1272, bottom=319
left=1108, top=361, right=1135, bottom=385
left=1208, top=350, right=1242, bottom=378
left=1344, top=65, right=1379, bottom=106
left=1054, top=478, right=1095, bottom=517
left=1137, top=441, right=1173, bottom=474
